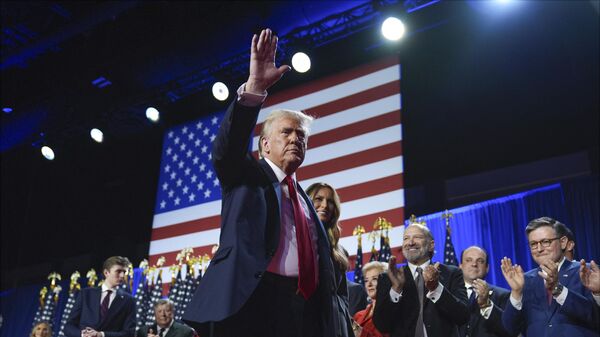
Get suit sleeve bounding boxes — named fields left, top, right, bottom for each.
left=485, top=290, right=517, bottom=337
left=372, top=273, right=400, bottom=333
left=558, top=286, right=599, bottom=330
left=501, top=295, right=526, bottom=336
left=64, top=291, right=83, bottom=337
left=212, top=100, right=262, bottom=186
left=433, top=267, right=469, bottom=325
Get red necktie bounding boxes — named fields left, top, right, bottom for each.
left=285, top=176, right=318, bottom=299
left=100, top=289, right=112, bottom=320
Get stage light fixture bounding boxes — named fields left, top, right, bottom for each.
left=146, top=107, right=160, bottom=123
left=291, top=52, right=311, bottom=73
left=41, top=146, right=55, bottom=160
left=212, top=82, right=229, bottom=101
left=381, top=17, right=406, bottom=41
left=2, top=107, right=12, bottom=114
left=90, top=128, right=104, bottom=143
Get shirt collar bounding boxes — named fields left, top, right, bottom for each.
left=264, top=157, right=296, bottom=183
left=101, top=283, right=116, bottom=293
left=407, top=260, right=431, bottom=279
left=557, top=256, right=566, bottom=272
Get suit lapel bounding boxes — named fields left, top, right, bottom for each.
left=99, top=289, right=125, bottom=328
left=91, top=288, right=102, bottom=324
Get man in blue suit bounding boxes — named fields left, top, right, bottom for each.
left=182, top=28, right=338, bottom=337
left=501, top=217, right=598, bottom=336
left=64, top=256, right=135, bottom=337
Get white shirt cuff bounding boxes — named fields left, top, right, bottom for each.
left=509, top=294, right=523, bottom=310
left=426, top=283, right=444, bottom=303
left=593, top=293, right=600, bottom=306
left=480, top=300, right=494, bottom=319
left=389, top=287, right=402, bottom=303
left=236, top=83, right=267, bottom=107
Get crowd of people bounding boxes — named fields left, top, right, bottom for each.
left=36, top=28, right=600, bottom=337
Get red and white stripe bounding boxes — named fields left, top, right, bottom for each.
left=149, top=56, right=404, bottom=269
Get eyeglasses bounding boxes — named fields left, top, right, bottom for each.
left=528, top=237, right=561, bottom=250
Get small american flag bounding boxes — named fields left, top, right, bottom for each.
left=353, top=242, right=364, bottom=285
left=443, top=224, right=458, bottom=266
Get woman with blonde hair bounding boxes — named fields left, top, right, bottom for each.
left=353, top=261, right=389, bottom=337
left=30, top=322, right=51, bottom=337
left=306, top=182, right=353, bottom=337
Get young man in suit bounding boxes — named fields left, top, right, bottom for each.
left=458, top=246, right=512, bottom=337
left=373, top=223, right=469, bottom=337
left=137, top=299, right=194, bottom=337
left=501, top=217, right=599, bottom=336
left=65, top=256, right=135, bottom=337
left=182, top=28, right=339, bottom=337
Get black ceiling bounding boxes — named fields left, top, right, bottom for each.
left=1, top=1, right=598, bottom=289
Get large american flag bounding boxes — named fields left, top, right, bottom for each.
left=149, top=56, right=405, bottom=273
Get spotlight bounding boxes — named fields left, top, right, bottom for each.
left=41, top=146, right=55, bottom=160
left=90, top=128, right=104, bottom=143
left=291, top=52, right=311, bottom=73
left=381, top=17, right=406, bottom=41
left=146, top=107, right=160, bottom=123
left=212, top=82, right=229, bottom=101
left=2, top=107, right=12, bottom=114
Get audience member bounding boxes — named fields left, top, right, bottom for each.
left=373, top=223, right=469, bottom=337
left=501, top=217, right=598, bottom=336
left=30, top=322, right=51, bottom=337
left=458, top=246, right=512, bottom=337
left=137, top=299, right=194, bottom=337
left=353, top=261, right=389, bottom=337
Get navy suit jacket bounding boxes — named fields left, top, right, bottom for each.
left=459, top=285, right=513, bottom=337
left=373, top=263, right=470, bottom=337
left=347, top=280, right=368, bottom=316
left=64, top=287, right=135, bottom=337
left=137, top=321, right=194, bottom=337
left=182, top=100, right=338, bottom=336
left=502, top=259, right=599, bottom=337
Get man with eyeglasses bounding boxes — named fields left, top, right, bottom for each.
left=500, top=217, right=598, bottom=336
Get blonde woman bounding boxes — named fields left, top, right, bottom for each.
left=30, top=322, right=51, bottom=337
left=353, top=261, right=389, bottom=337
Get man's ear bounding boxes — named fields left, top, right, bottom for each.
left=261, top=136, right=270, bottom=154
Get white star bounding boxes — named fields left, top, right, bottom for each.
left=194, top=139, right=201, bottom=147
left=210, top=134, right=216, bottom=142
left=168, top=131, right=174, bottom=138
left=193, top=156, right=199, bottom=165
left=199, top=163, right=206, bottom=172
left=203, top=127, right=210, bottom=136
left=189, top=193, right=196, bottom=202
left=204, top=189, right=211, bottom=198
left=170, top=172, right=176, bottom=180
left=183, top=186, right=189, bottom=194
left=162, top=183, right=168, bottom=191
left=172, top=154, right=179, bottom=162
left=168, top=190, right=174, bottom=198
left=174, top=136, right=180, bottom=144
left=208, top=153, right=212, bottom=160
left=178, top=161, right=184, bottom=169
left=191, top=175, right=198, bottom=183
left=211, top=116, right=218, bottom=124
left=164, top=165, right=171, bottom=173
left=166, top=147, right=172, bottom=155
left=186, top=150, right=192, bottom=158
left=179, top=143, right=187, bottom=151
left=196, top=121, right=203, bottom=129
left=176, top=179, right=183, bottom=187
left=160, top=201, right=166, bottom=209
left=182, top=126, right=188, bottom=134
left=174, top=197, right=181, bottom=205
left=213, top=178, right=220, bottom=187
left=206, top=170, right=213, bottom=179
left=201, top=145, right=208, bottom=153
left=184, top=167, right=191, bottom=176
left=197, top=182, right=204, bottom=190
left=188, top=132, right=195, bottom=140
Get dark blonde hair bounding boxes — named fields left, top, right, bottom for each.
left=102, top=256, right=130, bottom=272
left=30, top=322, right=51, bottom=337
left=306, top=182, right=349, bottom=271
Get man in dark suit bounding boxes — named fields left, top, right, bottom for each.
left=182, top=28, right=338, bottom=337
left=64, top=256, right=135, bottom=337
left=137, top=299, right=194, bottom=337
left=458, top=246, right=512, bottom=337
left=348, top=280, right=368, bottom=316
left=373, top=223, right=469, bottom=337
left=501, top=217, right=599, bottom=337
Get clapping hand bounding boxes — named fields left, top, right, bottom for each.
left=501, top=257, right=525, bottom=300
left=472, top=279, right=491, bottom=308
left=423, top=262, right=440, bottom=291
left=387, top=255, right=406, bottom=293
left=538, top=260, right=559, bottom=291
left=580, top=259, right=600, bottom=295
